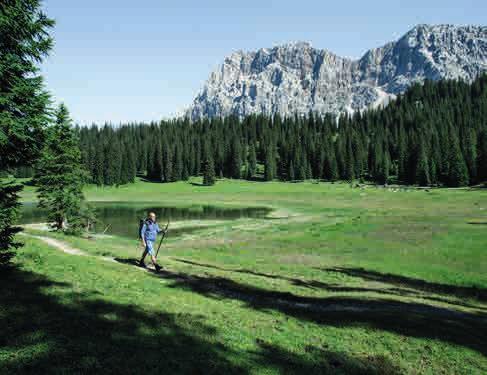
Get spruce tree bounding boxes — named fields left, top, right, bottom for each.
left=34, top=104, right=88, bottom=233
left=152, top=137, right=164, bottom=182
left=162, top=142, right=173, bottom=182
left=296, top=158, right=306, bottom=181
left=416, top=143, right=430, bottom=186
left=264, top=145, right=276, bottom=181
left=323, top=150, right=339, bottom=181
left=0, top=183, right=22, bottom=264
left=462, top=129, right=477, bottom=182
left=120, top=147, right=130, bottom=185
left=230, top=137, right=242, bottom=179
left=202, top=154, right=216, bottom=186
left=247, top=144, right=257, bottom=179
left=93, top=143, right=105, bottom=186
left=173, top=141, right=183, bottom=181
left=127, top=145, right=136, bottom=183
left=104, top=137, right=122, bottom=186
left=288, top=160, right=295, bottom=181
left=477, top=130, right=487, bottom=183
left=0, top=0, right=54, bottom=263
left=448, top=139, right=469, bottom=187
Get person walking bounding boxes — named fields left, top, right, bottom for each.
left=139, top=211, right=165, bottom=271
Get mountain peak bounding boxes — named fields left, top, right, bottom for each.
left=188, top=24, right=487, bottom=120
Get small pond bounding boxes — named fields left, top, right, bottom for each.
left=19, top=202, right=271, bottom=238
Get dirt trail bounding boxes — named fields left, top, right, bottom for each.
left=21, top=233, right=116, bottom=263
left=21, top=233, right=162, bottom=270
left=27, top=234, right=87, bottom=256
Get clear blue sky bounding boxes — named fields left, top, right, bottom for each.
left=41, top=0, right=486, bottom=125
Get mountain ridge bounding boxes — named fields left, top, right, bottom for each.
left=187, top=24, right=487, bottom=120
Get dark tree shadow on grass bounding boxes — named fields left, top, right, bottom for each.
left=252, top=341, right=402, bottom=375
left=321, top=267, right=487, bottom=303
left=173, top=259, right=487, bottom=311
left=0, top=266, right=246, bottom=374
left=0, top=265, right=409, bottom=374
left=129, top=263, right=487, bottom=358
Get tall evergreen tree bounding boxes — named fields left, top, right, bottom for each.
left=93, top=142, right=105, bottom=186
left=119, top=141, right=136, bottom=185
left=0, top=0, right=54, bottom=263
left=448, top=138, right=469, bottom=187
left=264, top=145, right=276, bottom=181
left=162, top=142, right=173, bottom=182
left=416, top=142, right=430, bottom=186
left=173, top=141, right=183, bottom=181
left=229, top=137, right=242, bottom=179
left=288, top=160, right=295, bottom=181
left=151, top=137, right=164, bottom=182
left=247, top=144, right=257, bottom=179
left=34, top=104, right=88, bottom=233
left=202, top=154, right=216, bottom=186
left=477, top=130, right=487, bottom=183
left=104, top=136, right=122, bottom=185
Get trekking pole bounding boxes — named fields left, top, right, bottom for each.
left=155, top=219, right=170, bottom=258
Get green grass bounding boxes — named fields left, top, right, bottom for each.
left=3, top=177, right=487, bottom=374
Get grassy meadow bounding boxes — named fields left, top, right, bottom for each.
left=2, top=178, right=487, bottom=374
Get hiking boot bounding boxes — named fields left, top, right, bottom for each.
left=155, top=264, right=162, bottom=272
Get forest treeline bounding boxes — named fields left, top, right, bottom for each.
left=19, top=75, right=487, bottom=187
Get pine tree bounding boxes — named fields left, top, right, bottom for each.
left=462, top=129, right=477, bottom=182
left=34, top=104, right=89, bottom=233
left=477, top=130, right=487, bottom=183
left=152, top=137, right=164, bottom=182
left=104, top=136, right=122, bottom=185
left=288, top=160, right=295, bottom=181
left=296, top=158, right=306, bottom=181
left=264, top=145, right=276, bottom=181
left=416, top=143, right=430, bottom=186
left=202, top=155, right=216, bottom=186
left=230, top=137, right=242, bottom=178
left=0, top=183, right=22, bottom=264
left=146, top=139, right=155, bottom=179
left=0, top=0, right=54, bottom=263
left=162, top=142, right=173, bottom=182
left=448, top=139, right=469, bottom=187
left=93, top=143, right=105, bottom=185
left=323, top=149, right=339, bottom=181
left=247, top=144, right=257, bottom=179
left=127, top=145, right=136, bottom=183
left=173, top=142, right=183, bottom=181
left=120, top=147, right=130, bottom=185
left=397, top=124, right=408, bottom=183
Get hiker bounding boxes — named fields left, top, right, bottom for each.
left=139, top=212, right=165, bottom=271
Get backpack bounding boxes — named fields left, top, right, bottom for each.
left=138, top=219, right=147, bottom=239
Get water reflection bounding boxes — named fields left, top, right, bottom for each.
left=19, top=202, right=270, bottom=238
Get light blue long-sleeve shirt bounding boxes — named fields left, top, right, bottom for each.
left=140, top=219, right=160, bottom=242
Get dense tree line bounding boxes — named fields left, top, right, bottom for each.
left=78, top=75, right=487, bottom=188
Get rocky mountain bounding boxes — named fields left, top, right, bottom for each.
left=187, top=24, right=487, bottom=120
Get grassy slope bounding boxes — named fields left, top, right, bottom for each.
left=3, top=178, right=487, bottom=374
